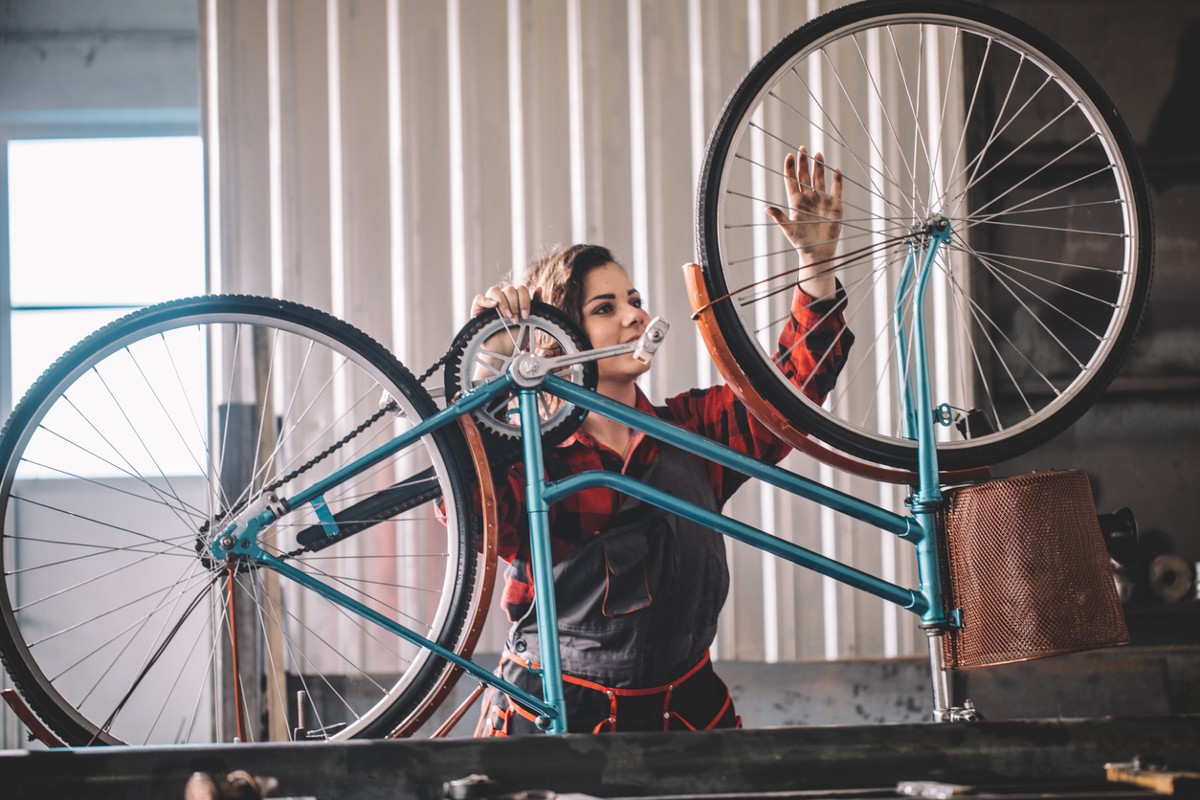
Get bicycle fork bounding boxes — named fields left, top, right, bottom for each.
left=897, top=217, right=978, bottom=722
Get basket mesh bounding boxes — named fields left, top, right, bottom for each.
left=941, top=470, right=1129, bottom=669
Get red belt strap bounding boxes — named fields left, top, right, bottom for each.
left=496, top=650, right=729, bottom=733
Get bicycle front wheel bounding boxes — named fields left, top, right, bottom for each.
left=0, top=295, right=481, bottom=745
left=698, top=0, right=1152, bottom=471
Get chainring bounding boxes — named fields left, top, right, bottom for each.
left=443, top=302, right=598, bottom=461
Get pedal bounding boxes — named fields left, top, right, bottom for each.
left=632, top=317, right=669, bottom=364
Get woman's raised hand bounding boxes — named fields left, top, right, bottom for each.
left=471, top=283, right=542, bottom=321
left=765, top=146, right=843, bottom=300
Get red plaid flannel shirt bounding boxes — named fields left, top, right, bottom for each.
left=495, top=286, right=854, bottom=620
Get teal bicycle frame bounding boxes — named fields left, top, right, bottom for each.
left=212, top=220, right=958, bottom=734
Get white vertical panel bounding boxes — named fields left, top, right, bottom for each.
left=203, top=0, right=224, bottom=294
left=326, top=0, right=345, bottom=320
left=276, top=0, right=331, bottom=312
left=266, top=0, right=283, bottom=295
left=566, top=0, right=587, bottom=243
left=446, top=0, right=467, bottom=322
left=386, top=0, right=407, bottom=362
left=337, top=0, right=392, bottom=340
left=212, top=0, right=271, bottom=296
left=507, top=0, right=527, bottom=270
left=205, top=0, right=958, bottom=670
left=625, top=0, right=649, bottom=297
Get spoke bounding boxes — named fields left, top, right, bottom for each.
left=938, top=35, right=993, bottom=214
left=55, top=395, right=204, bottom=522
left=90, top=571, right=221, bottom=741
left=28, top=561, right=211, bottom=647
left=944, top=264, right=1005, bottom=433
left=944, top=262, right=1062, bottom=404
left=966, top=248, right=1126, bottom=276
left=251, top=327, right=282, bottom=495
left=940, top=267, right=1032, bottom=423
left=885, top=23, right=936, bottom=216
left=285, top=555, right=441, bottom=631
left=8, top=493, right=197, bottom=571
left=157, top=330, right=232, bottom=514
left=952, top=243, right=1106, bottom=349
left=235, top=355, right=361, bottom=510
left=75, top=555, right=210, bottom=717
left=142, top=595, right=217, bottom=744
left=5, top=532, right=196, bottom=578
left=125, top=344, right=211, bottom=493
left=90, top=363, right=197, bottom=533
left=255, top=574, right=397, bottom=711
left=951, top=109, right=1092, bottom=217
left=968, top=196, right=1122, bottom=224
left=17, top=455, right=207, bottom=520
left=926, top=24, right=961, bottom=214
left=777, top=49, right=911, bottom=219
left=948, top=54, right=1041, bottom=216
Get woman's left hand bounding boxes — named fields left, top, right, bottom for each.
left=766, top=146, right=843, bottom=300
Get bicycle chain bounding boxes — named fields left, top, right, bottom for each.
left=200, top=352, right=450, bottom=545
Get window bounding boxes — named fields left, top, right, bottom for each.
left=4, top=135, right=205, bottom=475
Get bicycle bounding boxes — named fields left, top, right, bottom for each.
left=0, top=0, right=1150, bottom=745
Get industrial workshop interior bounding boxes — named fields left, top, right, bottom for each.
left=0, top=0, right=1197, bottom=797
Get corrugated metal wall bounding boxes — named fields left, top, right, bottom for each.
left=202, top=0, right=921, bottom=662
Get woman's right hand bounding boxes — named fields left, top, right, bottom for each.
left=470, top=283, right=541, bottom=321
left=469, top=283, right=543, bottom=380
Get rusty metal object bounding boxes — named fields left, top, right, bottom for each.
left=389, top=414, right=499, bottom=737
left=1, top=688, right=66, bottom=748
left=941, top=470, right=1129, bottom=669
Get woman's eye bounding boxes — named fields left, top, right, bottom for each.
left=631, top=298, right=643, bottom=309
left=593, top=304, right=612, bottom=315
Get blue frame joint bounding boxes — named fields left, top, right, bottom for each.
left=311, top=496, right=340, bottom=538
left=899, top=518, right=925, bottom=542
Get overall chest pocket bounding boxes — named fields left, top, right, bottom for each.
left=600, top=524, right=653, bottom=616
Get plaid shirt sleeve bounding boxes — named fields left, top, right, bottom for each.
left=662, top=283, right=854, bottom=506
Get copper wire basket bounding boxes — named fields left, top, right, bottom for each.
left=940, top=470, right=1129, bottom=669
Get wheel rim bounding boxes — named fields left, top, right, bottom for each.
left=0, top=299, right=473, bottom=744
left=700, top=4, right=1149, bottom=469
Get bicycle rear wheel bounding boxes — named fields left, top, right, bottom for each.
left=0, top=295, right=481, bottom=745
left=697, top=0, right=1152, bottom=471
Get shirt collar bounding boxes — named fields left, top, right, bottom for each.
left=557, top=385, right=655, bottom=449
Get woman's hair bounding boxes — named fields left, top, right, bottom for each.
left=520, top=244, right=619, bottom=327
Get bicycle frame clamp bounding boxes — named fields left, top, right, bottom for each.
left=509, top=316, right=670, bottom=388
left=211, top=491, right=287, bottom=560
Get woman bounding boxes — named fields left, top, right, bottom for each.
left=472, top=148, right=853, bottom=734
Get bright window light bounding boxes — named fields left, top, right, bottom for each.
left=7, top=136, right=206, bottom=476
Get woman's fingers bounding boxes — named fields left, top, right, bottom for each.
left=795, top=145, right=811, bottom=198
left=812, top=151, right=826, bottom=194
left=472, top=284, right=534, bottom=321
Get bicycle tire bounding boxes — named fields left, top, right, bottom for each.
left=697, top=0, right=1153, bottom=471
left=0, top=295, right=481, bottom=745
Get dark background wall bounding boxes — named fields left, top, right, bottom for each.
left=988, top=0, right=1200, bottom=641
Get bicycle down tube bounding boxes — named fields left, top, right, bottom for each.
left=210, top=222, right=956, bottom=733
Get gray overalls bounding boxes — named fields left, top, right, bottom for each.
left=485, top=443, right=740, bottom=734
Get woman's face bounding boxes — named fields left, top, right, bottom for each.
left=579, top=262, right=652, bottom=383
